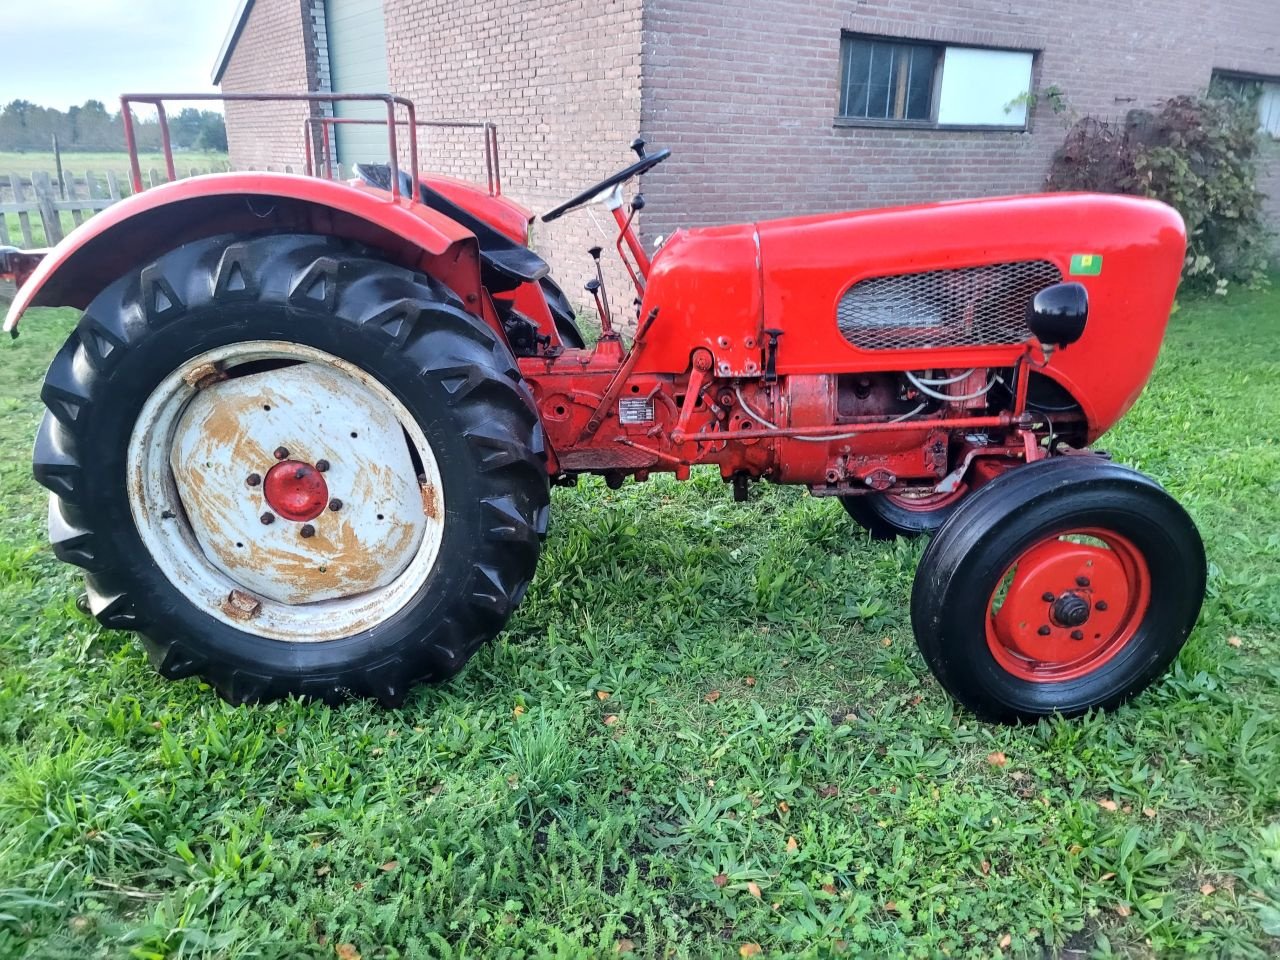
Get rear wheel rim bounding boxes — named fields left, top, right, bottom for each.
left=884, top=484, right=967, bottom=513
left=985, top=527, right=1151, bottom=682
left=127, top=340, right=446, bottom=642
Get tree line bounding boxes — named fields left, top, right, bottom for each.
left=0, top=100, right=227, bottom=153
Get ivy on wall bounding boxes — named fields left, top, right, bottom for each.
left=1047, top=92, right=1272, bottom=294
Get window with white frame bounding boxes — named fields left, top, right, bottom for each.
left=838, top=35, right=1034, bottom=129
left=1212, top=70, right=1280, bottom=139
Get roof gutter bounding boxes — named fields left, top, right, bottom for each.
left=211, top=0, right=256, bottom=85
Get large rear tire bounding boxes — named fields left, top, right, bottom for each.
left=910, top=457, right=1204, bottom=723
left=34, top=233, right=549, bottom=706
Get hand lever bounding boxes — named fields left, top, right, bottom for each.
left=587, top=246, right=616, bottom=338
left=630, top=137, right=647, bottom=159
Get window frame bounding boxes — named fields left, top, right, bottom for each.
left=834, top=32, right=1036, bottom=133
left=1211, top=69, right=1280, bottom=140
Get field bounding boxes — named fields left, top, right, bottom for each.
left=0, top=151, right=230, bottom=181
left=0, top=285, right=1277, bottom=958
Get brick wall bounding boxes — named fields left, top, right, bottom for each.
left=639, top=0, right=1280, bottom=248
left=221, top=0, right=317, bottom=172
left=384, top=0, right=645, bottom=309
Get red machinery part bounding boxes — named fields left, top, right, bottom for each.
left=985, top=528, right=1151, bottom=682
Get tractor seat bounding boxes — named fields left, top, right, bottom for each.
left=353, top=163, right=548, bottom=292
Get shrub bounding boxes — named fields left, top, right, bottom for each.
left=1047, top=93, right=1272, bottom=293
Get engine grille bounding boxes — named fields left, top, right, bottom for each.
left=836, top=260, right=1062, bottom=351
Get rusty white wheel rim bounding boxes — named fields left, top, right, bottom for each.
left=127, top=341, right=445, bottom=642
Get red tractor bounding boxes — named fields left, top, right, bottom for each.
left=2, top=93, right=1205, bottom=723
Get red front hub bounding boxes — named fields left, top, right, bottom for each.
left=263, top=460, right=329, bottom=522
left=986, top=527, right=1151, bottom=682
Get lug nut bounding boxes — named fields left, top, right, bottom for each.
left=1070, top=629, right=1085, bottom=641
left=246, top=472, right=261, bottom=487
left=274, top=446, right=289, bottom=460
left=300, top=524, right=316, bottom=538
left=328, top=498, right=343, bottom=512
left=1041, top=592, right=1055, bottom=602
left=1095, top=600, right=1109, bottom=611
left=1076, top=575, right=1090, bottom=587
left=315, top=459, right=330, bottom=473
left=1037, top=625, right=1052, bottom=636
left=260, top=511, right=275, bottom=525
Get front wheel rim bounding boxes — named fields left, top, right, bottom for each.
left=985, top=527, right=1151, bottom=682
left=127, top=340, right=446, bottom=643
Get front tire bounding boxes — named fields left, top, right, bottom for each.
left=910, top=457, right=1205, bottom=723
left=840, top=486, right=966, bottom=540
left=34, top=234, right=549, bottom=706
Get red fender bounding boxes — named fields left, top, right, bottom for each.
left=3, top=172, right=487, bottom=333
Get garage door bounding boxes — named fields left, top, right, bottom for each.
left=324, top=0, right=390, bottom=167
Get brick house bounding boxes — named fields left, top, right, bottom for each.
left=214, top=0, right=1280, bottom=302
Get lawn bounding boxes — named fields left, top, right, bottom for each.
left=0, top=151, right=230, bottom=181
left=0, top=284, right=1277, bottom=959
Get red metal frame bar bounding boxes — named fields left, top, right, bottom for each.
left=119, top=92, right=421, bottom=202
left=304, top=116, right=502, bottom=196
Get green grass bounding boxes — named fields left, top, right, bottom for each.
left=0, top=150, right=229, bottom=181
left=0, top=285, right=1277, bottom=959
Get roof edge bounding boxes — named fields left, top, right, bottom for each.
left=211, top=0, right=256, bottom=85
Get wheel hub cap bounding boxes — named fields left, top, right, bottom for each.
left=985, top=528, right=1151, bottom=682
left=1049, top=591, right=1091, bottom=628
left=264, top=460, right=329, bottom=522
left=168, top=362, right=430, bottom=606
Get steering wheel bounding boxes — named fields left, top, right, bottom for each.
left=541, top=139, right=670, bottom=223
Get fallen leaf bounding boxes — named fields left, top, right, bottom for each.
left=822, top=883, right=836, bottom=894
left=786, top=835, right=799, bottom=853
left=713, top=873, right=728, bottom=888
left=315, top=864, right=331, bottom=877
left=777, top=800, right=789, bottom=813
left=747, top=881, right=762, bottom=899
left=884, top=900, right=898, bottom=913
left=275, top=724, right=287, bottom=735
left=1068, top=844, right=1084, bottom=855
left=981, top=860, right=991, bottom=875
left=819, top=784, right=839, bottom=799
left=1200, top=882, right=1216, bottom=895
left=1122, top=805, right=1133, bottom=814
left=704, top=690, right=721, bottom=704
left=987, top=751, right=1008, bottom=767
left=1114, top=903, right=1131, bottom=917
left=336, top=945, right=361, bottom=960
left=1100, top=872, right=1116, bottom=881
left=603, top=714, right=619, bottom=726
left=999, top=933, right=1012, bottom=949
left=615, top=938, right=635, bottom=953
left=1098, top=799, right=1119, bottom=811
left=512, top=705, right=525, bottom=718
left=744, top=676, right=756, bottom=686
left=739, top=944, right=762, bottom=958
left=379, top=860, right=398, bottom=872
left=150, top=721, right=163, bottom=730
left=881, top=637, right=892, bottom=647
left=352, top=882, right=364, bottom=891
left=370, top=747, right=383, bottom=757
left=1227, top=635, right=1242, bottom=647
left=597, top=690, right=611, bottom=701
left=386, top=729, right=398, bottom=738
left=1143, top=807, right=1157, bottom=818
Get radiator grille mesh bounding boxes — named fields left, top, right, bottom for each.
left=836, top=260, right=1062, bottom=350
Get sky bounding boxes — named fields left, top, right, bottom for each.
left=0, top=0, right=242, bottom=111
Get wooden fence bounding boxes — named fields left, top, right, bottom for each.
left=0, top=166, right=229, bottom=248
